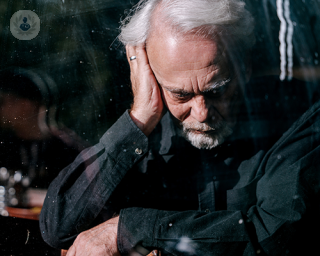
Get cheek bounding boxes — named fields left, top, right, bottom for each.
left=162, top=92, right=190, bottom=121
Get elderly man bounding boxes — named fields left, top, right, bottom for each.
left=40, top=0, right=320, bottom=255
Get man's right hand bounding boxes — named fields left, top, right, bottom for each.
left=126, top=44, right=164, bottom=136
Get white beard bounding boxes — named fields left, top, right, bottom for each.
left=178, top=120, right=233, bottom=150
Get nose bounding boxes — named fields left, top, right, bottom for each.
left=191, top=95, right=210, bottom=123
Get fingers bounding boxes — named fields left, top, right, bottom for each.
left=135, top=44, right=150, bottom=67
left=126, top=44, right=150, bottom=68
left=125, top=43, right=163, bottom=135
left=126, top=44, right=137, bottom=65
left=61, top=250, right=68, bottom=256
left=66, top=245, right=75, bottom=256
left=126, top=44, right=151, bottom=96
left=126, top=45, right=138, bottom=90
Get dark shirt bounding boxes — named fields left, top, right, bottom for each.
left=40, top=77, right=320, bottom=255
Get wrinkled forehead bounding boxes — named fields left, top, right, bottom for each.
left=147, top=5, right=228, bottom=64
left=146, top=32, right=231, bottom=81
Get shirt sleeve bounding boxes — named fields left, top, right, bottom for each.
left=118, top=102, right=320, bottom=255
left=40, top=110, right=148, bottom=249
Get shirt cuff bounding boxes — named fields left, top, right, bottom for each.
left=118, top=208, right=250, bottom=255
left=117, top=208, right=160, bottom=255
left=100, top=110, right=148, bottom=169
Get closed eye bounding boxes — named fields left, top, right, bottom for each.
left=172, top=92, right=193, bottom=100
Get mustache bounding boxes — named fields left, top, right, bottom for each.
left=181, top=120, right=226, bottom=132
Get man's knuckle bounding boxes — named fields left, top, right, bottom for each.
left=77, top=232, right=88, bottom=241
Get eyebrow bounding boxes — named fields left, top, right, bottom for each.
left=203, top=78, right=231, bottom=93
left=160, top=85, right=189, bottom=94
left=160, top=77, right=231, bottom=94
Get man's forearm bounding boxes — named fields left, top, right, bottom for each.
left=40, top=110, right=149, bottom=249
left=118, top=207, right=253, bottom=255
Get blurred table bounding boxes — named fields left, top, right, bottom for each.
left=5, top=188, right=47, bottom=220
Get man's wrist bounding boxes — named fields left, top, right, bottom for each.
left=129, top=109, right=160, bottom=137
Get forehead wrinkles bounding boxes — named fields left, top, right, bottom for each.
left=158, top=65, right=221, bottom=91
left=147, top=32, right=223, bottom=67
left=160, top=63, right=220, bottom=80
left=149, top=40, right=226, bottom=74
left=160, top=68, right=224, bottom=95
left=167, top=43, right=220, bottom=71
left=147, top=16, right=229, bottom=92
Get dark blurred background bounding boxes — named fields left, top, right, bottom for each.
left=0, top=0, right=319, bottom=144
left=0, top=0, right=140, bottom=145
left=0, top=0, right=320, bottom=254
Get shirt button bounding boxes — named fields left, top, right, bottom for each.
left=135, top=148, right=143, bottom=155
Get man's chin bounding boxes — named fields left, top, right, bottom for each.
left=182, top=127, right=233, bottom=150
left=185, top=132, right=221, bottom=150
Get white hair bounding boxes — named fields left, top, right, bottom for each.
left=178, top=119, right=233, bottom=150
left=119, top=0, right=255, bottom=50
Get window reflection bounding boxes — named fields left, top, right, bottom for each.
left=0, top=68, right=83, bottom=209
left=0, top=0, right=319, bottom=255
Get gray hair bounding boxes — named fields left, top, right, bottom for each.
left=119, top=0, right=255, bottom=50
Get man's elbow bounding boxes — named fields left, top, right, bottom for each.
left=40, top=215, right=76, bottom=249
